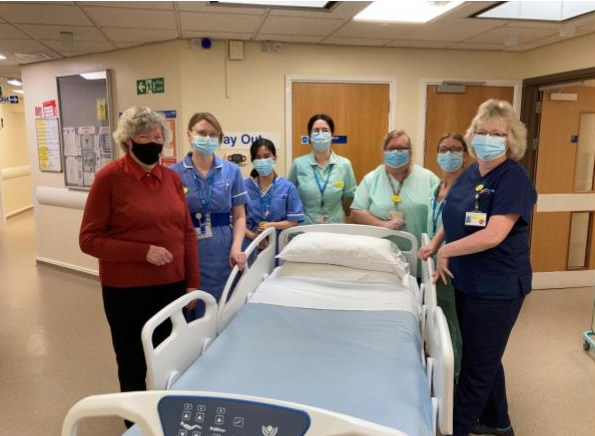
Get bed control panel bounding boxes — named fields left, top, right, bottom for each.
left=158, top=396, right=311, bottom=436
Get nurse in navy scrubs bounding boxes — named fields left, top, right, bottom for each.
left=422, top=99, right=536, bottom=436
left=244, top=138, right=304, bottom=250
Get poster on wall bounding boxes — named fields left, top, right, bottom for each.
left=157, top=110, right=177, bottom=166
left=35, top=117, right=62, bottom=172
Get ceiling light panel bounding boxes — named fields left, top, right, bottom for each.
left=354, top=1, right=464, bottom=23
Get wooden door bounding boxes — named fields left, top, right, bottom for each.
left=424, top=85, right=514, bottom=176
left=531, top=86, right=595, bottom=272
left=291, top=82, right=390, bottom=183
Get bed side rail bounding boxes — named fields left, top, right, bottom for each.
left=428, top=307, right=454, bottom=436
left=142, top=291, right=217, bottom=391
left=421, top=234, right=437, bottom=337
left=217, top=227, right=276, bottom=334
left=62, top=391, right=412, bottom=436
left=278, top=224, right=419, bottom=276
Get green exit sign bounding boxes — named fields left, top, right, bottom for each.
left=137, top=77, right=165, bottom=95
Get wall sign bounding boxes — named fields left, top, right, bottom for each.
left=36, top=117, right=62, bottom=172
left=137, top=77, right=165, bottom=95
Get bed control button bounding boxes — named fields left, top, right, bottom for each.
left=216, top=407, right=226, bottom=414
left=182, top=411, right=191, bottom=421
left=215, top=415, right=224, bottom=425
left=195, top=413, right=205, bottom=422
left=232, top=417, right=244, bottom=428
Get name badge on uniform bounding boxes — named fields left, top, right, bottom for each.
left=195, top=212, right=213, bottom=240
left=315, top=215, right=330, bottom=224
left=465, top=211, right=487, bottom=227
left=389, top=210, right=404, bottom=220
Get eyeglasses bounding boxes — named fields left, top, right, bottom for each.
left=311, top=128, right=331, bottom=134
left=386, top=147, right=410, bottom=152
left=192, top=130, right=220, bottom=139
left=474, top=130, right=508, bottom=138
left=438, top=146, right=464, bottom=153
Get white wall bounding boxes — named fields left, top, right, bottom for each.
left=0, top=88, right=32, bottom=220
left=20, top=36, right=595, bottom=275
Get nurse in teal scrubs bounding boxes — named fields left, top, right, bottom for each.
left=419, top=132, right=468, bottom=382
left=351, top=129, right=440, bottom=273
left=288, top=114, right=357, bottom=224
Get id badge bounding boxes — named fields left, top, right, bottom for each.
left=465, top=211, right=487, bottom=227
left=315, top=215, right=329, bottom=224
left=389, top=210, right=404, bottom=220
left=195, top=213, right=214, bottom=240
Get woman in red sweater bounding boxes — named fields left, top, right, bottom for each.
left=79, top=106, right=199, bottom=407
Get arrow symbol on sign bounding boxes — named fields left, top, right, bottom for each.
left=137, top=81, right=146, bottom=93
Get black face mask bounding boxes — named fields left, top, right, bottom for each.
left=130, top=140, right=163, bottom=165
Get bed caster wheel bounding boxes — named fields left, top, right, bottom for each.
left=584, top=341, right=591, bottom=351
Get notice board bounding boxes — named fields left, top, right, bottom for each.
left=57, top=70, right=114, bottom=189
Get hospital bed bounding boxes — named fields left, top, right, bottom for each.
left=62, top=225, right=453, bottom=436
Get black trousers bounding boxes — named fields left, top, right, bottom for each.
left=102, top=281, right=186, bottom=393
left=452, top=290, right=524, bottom=436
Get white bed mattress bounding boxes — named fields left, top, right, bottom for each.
left=249, top=262, right=420, bottom=315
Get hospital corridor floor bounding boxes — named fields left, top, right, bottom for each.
left=1, top=211, right=594, bottom=436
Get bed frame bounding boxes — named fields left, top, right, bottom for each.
left=62, top=225, right=453, bottom=436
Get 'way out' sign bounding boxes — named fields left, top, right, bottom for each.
left=221, top=132, right=281, bottom=150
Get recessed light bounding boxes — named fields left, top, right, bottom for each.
left=13, top=89, right=24, bottom=95
left=354, top=1, right=464, bottom=23
left=475, top=1, right=595, bottom=22
left=7, top=79, right=22, bottom=86
left=0, top=54, right=6, bottom=60
left=215, top=1, right=329, bottom=8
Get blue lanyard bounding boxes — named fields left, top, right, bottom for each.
left=313, top=164, right=334, bottom=207
left=259, top=177, right=276, bottom=218
left=192, top=172, right=215, bottom=213
left=431, top=196, right=446, bottom=234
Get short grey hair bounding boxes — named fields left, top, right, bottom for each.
left=113, top=106, right=172, bottom=152
left=464, top=99, right=527, bottom=161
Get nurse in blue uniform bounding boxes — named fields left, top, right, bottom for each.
left=171, top=112, right=247, bottom=316
left=244, top=138, right=304, bottom=250
left=424, top=100, right=537, bottom=436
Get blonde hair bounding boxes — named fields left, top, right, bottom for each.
left=112, top=106, right=172, bottom=152
left=382, top=129, right=412, bottom=150
left=465, top=99, right=527, bottom=161
left=187, top=112, right=224, bottom=142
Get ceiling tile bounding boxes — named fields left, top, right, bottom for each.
left=323, top=36, right=391, bottom=46
left=470, top=25, right=558, bottom=45
left=259, top=16, right=345, bottom=36
left=17, top=24, right=107, bottom=42
left=44, top=40, right=114, bottom=56
left=386, top=39, right=451, bottom=49
left=255, top=33, right=324, bottom=43
left=103, top=28, right=178, bottom=43
left=178, top=2, right=266, bottom=15
left=82, top=1, right=174, bottom=10
left=0, top=39, right=49, bottom=52
left=0, top=23, right=29, bottom=39
left=268, top=1, right=370, bottom=18
left=181, top=30, right=254, bottom=40
left=0, top=3, right=92, bottom=25
left=332, top=21, right=420, bottom=40
left=180, top=11, right=263, bottom=33
left=83, top=7, right=176, bottom=29
left=403, top=21, right=507, bottom=42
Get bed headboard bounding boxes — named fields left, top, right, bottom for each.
left=279, top=224, right=419, bottom=277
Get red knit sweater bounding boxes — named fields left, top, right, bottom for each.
left=80, top=153, right=199, bottom=289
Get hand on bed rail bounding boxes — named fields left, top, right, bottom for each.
left=229, top=247, right=247, bottom=270
left=185, top=288, right=198, bottom=311
left=433, top=251, right=454, bottom=285
left=418, top=240, right=438, bottom=260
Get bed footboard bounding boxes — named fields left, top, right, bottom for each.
left=142, top=291, right=218, bottom=391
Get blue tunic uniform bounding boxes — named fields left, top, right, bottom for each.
left=170, top=153, right=247, bottom=305
left=243, top=176, right=305, bottom=250
left=442, top=160, right=537, bottom=298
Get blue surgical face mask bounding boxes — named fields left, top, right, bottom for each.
left=192, top=135, right=220, bottom=156
left=384, top=149, right=410, bottom=169
left=437, top=151, right=464, bottom=173
left=472, top=135, right=506, bottom=162
left=310, top=131, right=332, bottom=152
left=253, top=158, right=275, bottom=176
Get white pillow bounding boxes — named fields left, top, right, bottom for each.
left=277, top=232, right=409, bottom=277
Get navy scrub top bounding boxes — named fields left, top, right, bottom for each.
left=442, top=160, right=537, bottom=299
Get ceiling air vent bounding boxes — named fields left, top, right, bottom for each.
left=13, top=52, right=52, bottom=60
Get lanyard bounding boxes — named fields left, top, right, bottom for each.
left=386, top=170, right=407, bottom=205
left=259, top=176, right=276, bottom=218
left=192, top=172, right=215, bottom=213
left=313, top=164, right=334, bottom=207
left=431, top=196, right=446, bottom=234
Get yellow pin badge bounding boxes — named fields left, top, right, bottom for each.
left=475, top=184, right=484, bottom=192
left=392, top=194, right=402, bottom=203
left=183, top=186, right=189, bottom=195
left=335, top=180, right=344, bottom=189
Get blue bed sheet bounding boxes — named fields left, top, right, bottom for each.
left=124, top=303, right=432, bottom=436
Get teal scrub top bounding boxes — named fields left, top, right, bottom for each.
left=288, top=151, right=357, bottom=224
left=351, top=163, right=440, bottom=247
